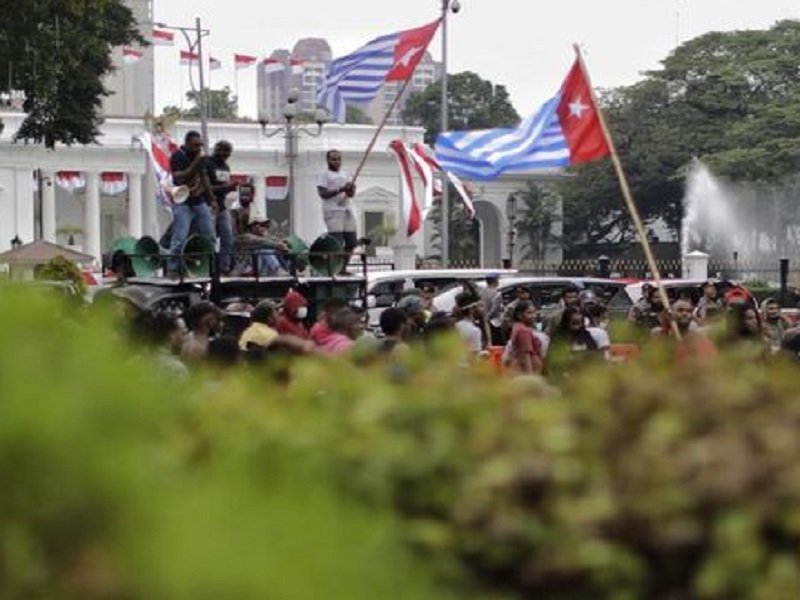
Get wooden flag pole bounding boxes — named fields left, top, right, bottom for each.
left=573, top=44, right=681, bottom=340
left=351, top=75, right=415, bottom=185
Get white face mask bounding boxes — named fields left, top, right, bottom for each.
left=296, top=306, right=308, bottom=320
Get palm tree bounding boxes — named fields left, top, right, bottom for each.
left=513, top=181, right=563, bottom=264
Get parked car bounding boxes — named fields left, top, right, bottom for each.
left=366, top=269, right=517, bottom=329
left=433, top=276, right=630, bottom=319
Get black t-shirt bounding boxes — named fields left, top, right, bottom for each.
left=205, top=156, right=234, bottom=210
left=169, top=148, right=207, bottom=206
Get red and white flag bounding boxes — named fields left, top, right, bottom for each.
left=265, top=176, right=289, bottom=201
left=152, top=29, right=175, bottom=46
left=389, top=140, right=476, bottom=236
left=290, top=58, right=305, bottom=75
left=180, top=50, right=199, bottom=66
left=100, top=172, right=128, bottom=196
left=135, top=132, right=173, bottom=208
left=388, top=141, right=423, bottom=237
left=55, top=171, right=86, bottom=193
left=122, top=48, right=142, bottom=65
left=234, top=53, right=257, bottom=70
left=209, top=56, right=222, bottom=71
left=263, top=58, right=285, bottom=74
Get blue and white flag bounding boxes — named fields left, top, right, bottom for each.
left=317, top=19, right=440, bottom=123
left=435, top=59, right=610, bottom=180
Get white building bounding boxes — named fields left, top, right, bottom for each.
left=0, top=111, right=561, bottom=269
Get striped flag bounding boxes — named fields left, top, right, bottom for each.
left=234, top=53, right=257, bottom=70
left=135, top=132, right=173, bottom=208
left=435, top=58, right=611, bottom=180
left=180, top=50, right=199, bottom=66
left=263, top=58, right=285, bottom=74
left=388, top=141, right=423, bottom=237
left=122, top=48, right=142, bottom=65
left=152, top=29, right=175, bottom=46
left=389, top=141, right=476, bottom=237
left=209, top=56, right=222, bottom=71
left=317, top=18, right=441, bottom=123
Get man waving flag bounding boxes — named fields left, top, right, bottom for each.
left=435, top=58, right=611, bottom=180
left=317, top=18, right=441, bottom=123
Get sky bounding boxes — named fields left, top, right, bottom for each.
left=152, top=0, right=799, bottom=120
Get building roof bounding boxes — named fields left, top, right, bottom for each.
left=0, top=240, right=95, bottom=266
left=292, top=38, right=332, bottom=62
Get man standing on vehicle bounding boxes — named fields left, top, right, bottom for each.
left=205, top=140, right=239, bottom=274
left=317, top=150, right=357, bottom=275
left=167, top=131, right=216, bottom=277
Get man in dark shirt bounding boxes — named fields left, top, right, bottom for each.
left=167, top=131, right=216, bottom=276
left=205, top=140, right=238, bottom=274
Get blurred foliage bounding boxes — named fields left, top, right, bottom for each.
left=34, top=255, right=87, bottom=296
left=3, top=289, right=800, bottom=598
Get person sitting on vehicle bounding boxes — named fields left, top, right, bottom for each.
left=505, top=300, right=543, bottom=375
left=275, top=289, right=310, bottom=339
left=233, top=215, right=290, bottom=277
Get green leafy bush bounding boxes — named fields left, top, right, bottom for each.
left=3, top=289, right=800, bottom=599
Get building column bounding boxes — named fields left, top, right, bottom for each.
left=127, top=172, right=143, bottom=239
left=42, top=171, right=57, bottom=243
left=83, top=172, right=101, bottom=264
left=253, top=174, right=267, bottom=220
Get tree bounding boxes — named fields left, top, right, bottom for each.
left=402, top=71, right=520, bottom=144
left=184, top=87, right=239, bottom=120
left=346, top=105, right=373, bottom=125
left=559, top=19, right=800, bottom=253
left=0, top=0, right=143, bottom=148
left=513, top=181, right=563, bottom=263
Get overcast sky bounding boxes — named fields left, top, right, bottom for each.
left=152, top=0, right=799, bottom=120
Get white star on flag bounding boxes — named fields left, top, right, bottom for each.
left=568, top=96, right=589, bottom=118
left=396, top=46, right=423, bottom=69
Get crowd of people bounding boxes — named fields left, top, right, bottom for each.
left=125, top=272, right=800, bottom=383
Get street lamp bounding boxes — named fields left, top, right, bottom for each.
left=505, top=193, right=517, bottom=267
left=440, top=0, right=461, bottom=267
left=10, top=235, right=22, bottom=250
left=259, top=92, right=329, bottom=236
left=154, top=19, right=210, bottom=148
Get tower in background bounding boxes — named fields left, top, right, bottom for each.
left=102, top=0, right=155, bottom=117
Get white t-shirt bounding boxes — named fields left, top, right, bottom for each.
left=317, top=169, right=357, bottom=233
left=455, top=319, right=483, bottom=353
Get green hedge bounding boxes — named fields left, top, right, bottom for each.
left=2, top=289, right=800, bottom=599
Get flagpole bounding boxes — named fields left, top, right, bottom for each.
left=573, top=44, right=680, bottom=339
left=351, top=75, right=415, bottom=184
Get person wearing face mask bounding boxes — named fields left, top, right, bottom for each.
left=275, top=289, right=311, bottom=339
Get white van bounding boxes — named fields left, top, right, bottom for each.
left=366, top=269, right=517, bottom=329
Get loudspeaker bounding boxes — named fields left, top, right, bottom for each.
left=131, top=236, right=162, bottom=278
left=286, top=234, right=309, bottom=273
left=309, top=234, right=344, bottom=276
left=108, top=236, right=138, bottom=276
left=182, top=234, right=215, bottom=278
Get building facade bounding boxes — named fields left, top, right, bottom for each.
left=256, top=37, right=442, bottom=126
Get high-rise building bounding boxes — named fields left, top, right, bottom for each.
left=257, top=39, right=332, bottom=122
left=256, top=38, right=442, bottom=125
left=102, top=0, right=155, bottom=117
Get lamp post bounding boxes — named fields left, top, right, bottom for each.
left=439, top=0, right=461, bottom=268
left=154, top=19, right=210, bottom=147
left=505, top=193, right=517, bottom=268
left=259, top=91, right=329, bottom=237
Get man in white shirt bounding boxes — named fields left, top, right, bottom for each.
left=454, top=292, right=484, bottom=354
left=316, top=149, right=357, bottom=274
